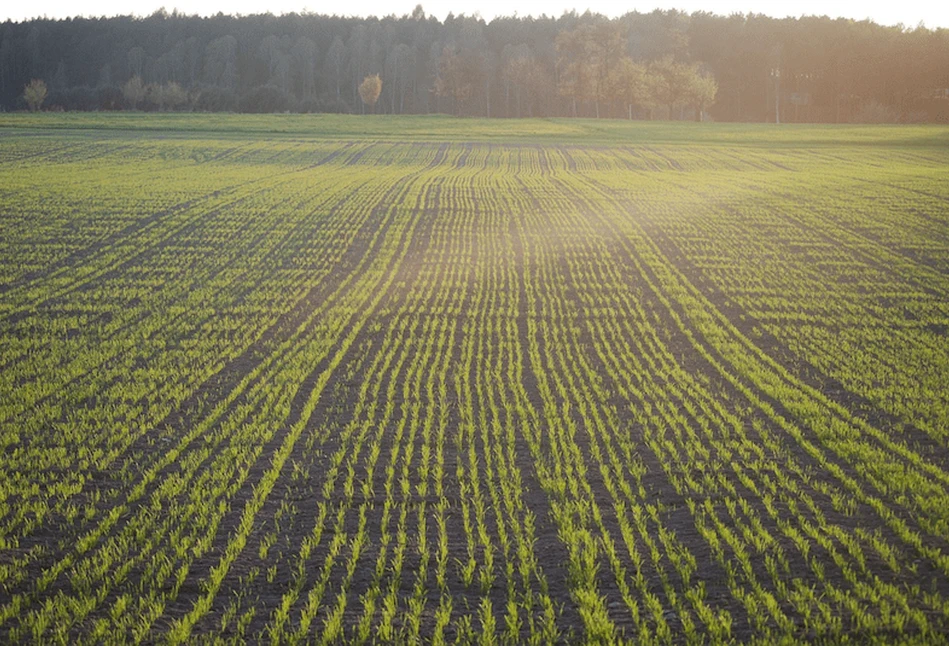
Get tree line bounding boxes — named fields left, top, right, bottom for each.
left=2, top=6, right=948, bottom=122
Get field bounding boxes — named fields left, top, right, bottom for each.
left=1, top=114, right=948, bottom=644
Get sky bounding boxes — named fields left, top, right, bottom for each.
left=2, top=0, right=947, bottom=29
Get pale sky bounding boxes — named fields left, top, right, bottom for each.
left=2, top=0, right=946, bottom=29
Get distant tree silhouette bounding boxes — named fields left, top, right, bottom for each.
left=0, top=10, right=945, bottom=122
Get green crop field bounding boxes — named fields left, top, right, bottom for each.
left=0, top=114, right=947, bottom=644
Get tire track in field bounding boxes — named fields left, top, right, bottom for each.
left=535, top=183, right=868, bottom=637
left=851, top=174, right=949, bottom=218
left=787, top=175, right=949, bottom=269
left=0, top=147, right=444, bottom=639
left=160, top=154, right=444, bottom=644
left=735, top=179, right=949, bottom=293
left=0, top=143, right=358, bottom=317
left=602, top=170, right=949, bottom=451
left=0, top=158, right=372, bottom=395
left=0, top=184, right=271, bottom=319
left=0, top=154, right=374, bottom=448
left=183, top=169, right=450, bottom=640
left=515, top=176, right=724, bottom=641
left=141, top=144, right=450, bottom=639
left=608, top=170, right=949, bottom=446
left=0, top=142, right=259, bottom=294
left=630, top=165, right=948, bottom=297
left=0, top=140, right=85, bottom=165
left=544, top=171, right=945, bottom=636
left=188, top=143, right=448, bottom=510
left=635, top=219, right=949, bottom=472
left=0, top=184, right=330, bottom=422
left=506, top=185, right=589, bottom=638
left=89, top=171, right=416, bottom=607
left=0, top=171, right=374, bottom=471
left=206, top=147, right=489, bottom=641
left=564, top=169, right=949, bottom=487
left=132, top=144, right=448, bottom=542
left=0, top=173, right=383, bottom=573
left=555, top=172, right=949, bottom=579
left=442, top=184, right=566, bottom=641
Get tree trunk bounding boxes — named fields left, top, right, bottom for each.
left=775, top=74, right=781, bottom=124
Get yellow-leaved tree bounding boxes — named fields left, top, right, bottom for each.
left=358, top=74, right=382, bottom=113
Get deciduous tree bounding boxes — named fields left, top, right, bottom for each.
left=608, top=57, right=648, bottom=119
left=434, top=46, right=476, bottom=115
left=503, top=49, right=547, bottom=118
left=688, top=72, right=718, bottom=121
left=23, top=78, right=46, bottom=111
left=358, top=73, right=382, bottom=112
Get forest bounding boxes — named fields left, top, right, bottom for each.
left=1, top=6, right=949, bottom=122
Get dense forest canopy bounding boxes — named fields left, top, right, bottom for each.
left=2, top=6, right=948, bottom=122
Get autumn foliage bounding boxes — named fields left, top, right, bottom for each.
left=358, top=74, right=382, bottom=111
